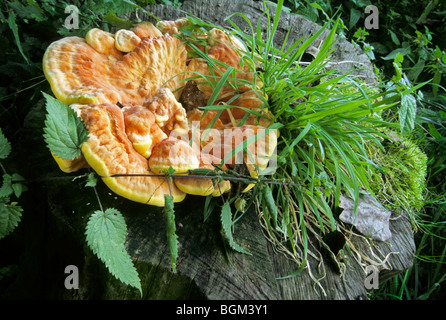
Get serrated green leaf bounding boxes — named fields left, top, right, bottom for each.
left=0, top=173, right=25, bottom=199
left=85, top=208, right=142, bottom=295
left=42, top=92, right=89, bottom=161
left=163, top=194, right=178, bottom=273
left=220, top=201, right=250, bottom=255
left=0, top=128, right=11, bottom=160
left=0, top=174, right=13, bottom=198
left=399, top=93, right=417, bottom=134
left=0, top=201, right=23, bottom=240
left=7, top=1, right=46, bottom=22
left=85, top=172, right=97, bottom=188
left=10, top=173, right=27, bottom=198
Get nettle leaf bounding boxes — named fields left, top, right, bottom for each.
left=0, top=200, right=23, bottom=240
left=0, top=128, right=11, bottom=160
left=220, top=201, right=250, bottom=255
left=42, top=92, right=88, bottom=161
left=85, top=208, right=142, bottom=295
left=399, top=93, right=417, bottom=134
left=163, top=194, right=179, bottom=273
left=0, top=173, right=27, bottom=199
left=0, top=175, right=13, bottom=198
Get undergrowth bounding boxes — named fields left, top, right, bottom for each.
left=280, top=0, right=445, bottom=300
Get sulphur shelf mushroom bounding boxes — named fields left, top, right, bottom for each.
left=174, top=153, right=231, bottom=197
left=148, top=137, right=199, bottom=174
left=43, top=20, right=277, bottom=206
left=42, top=22, right=188, bottom=106
left=122, top=104, right=168, bottom=159
left=71, top=103, right=186, bottom=206
left=114, top=29, right=142, bottom=52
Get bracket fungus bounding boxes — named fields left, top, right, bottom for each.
left=42, top=19, right=278, bottom=207
left=122, top=104, right=168, bottom=159
left=43, top=24, right=188, bottom=106
left=149, top=137, right=199, bottom=174
left=175, top=153, right=231, bottom=196
left=73, top=103, right=186, bottom=206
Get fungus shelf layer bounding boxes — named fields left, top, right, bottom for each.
left=42, top=19, right=277, bottom=206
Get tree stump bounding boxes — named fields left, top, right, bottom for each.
left=118, top=0, right=414, bottom=299
left=1, top=0, right=415, bottom=300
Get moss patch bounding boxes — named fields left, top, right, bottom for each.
left=369, top=132, right=427, bottom=213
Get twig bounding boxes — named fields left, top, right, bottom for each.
left=109, top=172, right=303, bottom=187
left=92, top=183, right=104, bottom=212
left=11, top=175, right=86, bottom=184
left=10, top=171, right=303, bottom=189
left=0, top=161, right=7, bottom=175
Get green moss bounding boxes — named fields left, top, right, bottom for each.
left=369, top=133, right=428, bottom=212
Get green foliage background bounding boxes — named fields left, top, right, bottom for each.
left=0, top=0, right=445, bottom=300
